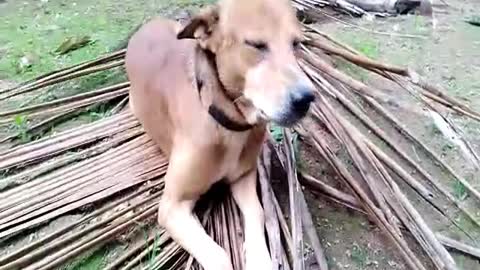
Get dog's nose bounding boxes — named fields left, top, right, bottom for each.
left=290, top=84, right=315, bottom=113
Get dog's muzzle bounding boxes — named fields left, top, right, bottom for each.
left=289, top=83, right=315, bottom=115
left=272, top=82, right=315, bottom=126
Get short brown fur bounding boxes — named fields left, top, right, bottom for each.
left=125, top=0, right=314, bottom=269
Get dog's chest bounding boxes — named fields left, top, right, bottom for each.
left=218, top=128, right=266, bottom=183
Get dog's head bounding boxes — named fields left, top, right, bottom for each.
left=177, top=0, right=315, bottom=127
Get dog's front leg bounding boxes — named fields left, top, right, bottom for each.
left=158, top=197, right=232, bottom=270
left=158, top=146, right=233, bottom=270
left=231, top=169, right=273, bottom=270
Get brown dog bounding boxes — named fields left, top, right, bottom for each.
left=125, top=0, right=315, bottom=269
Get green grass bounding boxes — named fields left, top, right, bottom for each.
left=350, top=243, right=368, bottom=268
left=0, top=0, right=213, bottom=81
left=146, top=232, right=162, bottom=269
left=76, top=69, right=127, bottom=93
left=427, top=122, right=442, bottom=136
left=335, top=59, right=370, bottom=82
left=269, top=124, right=284, bottom=142
left=0, top=0, right=131, bottom=80
left=451, top=213, right=480, bottom=239
left=330, top=35, right=379, bottom=82
left=342, top=217, right=365, bottom=232
left=11, top=114, right=32, bottom=143
left=453, top=179, right=468, bottom=201
left=342, top=36, right=379, bottom=59
left=64, top=248, right=107, bottom=270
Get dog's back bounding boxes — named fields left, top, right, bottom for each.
left=126, top=18, right=206, bottom=154
left=126, top=18, right=183, bottom=92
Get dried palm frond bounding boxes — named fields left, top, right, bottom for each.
left=1, top=2, right=480, bottom=270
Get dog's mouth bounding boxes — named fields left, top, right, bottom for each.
left=254, top=92, right=314, bottom=127
left=256, top=103, right=311, bottom=127
left=271, top=108, right=311, bottom=127
left=242, top=84, right=315, bottom=127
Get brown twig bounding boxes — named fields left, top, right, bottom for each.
left=362, top=96, right=480, bottom=228
left=34, top=206, right=157, bottom=270
left=305, top=38, right=407, bottom=75
left=0, top=112, right=138, bottom=170
left=0, top=82, right=129, bottom=118
left=283, top=129, right=305, bottom=270
left=0, top=50, right=126, bottom=95
left=299, top=171, right=363, bottom=213
left=0, top=109, right=77, bottom=144
left=258, top=146, right=282, bottom=270
left=0, top=137, right=166, bottom=239
left=304, top=94, right=428, bottom=270
left=339, top=117, right=457, bottom=270
left=273, top=136, right=329, bottom=270
left=0, top=128, right=143, bottom=191
left=297, top=185, right=329, bottom=270
left=436, top=234, right=480, bottom=260
left=307, top=10, right=428, bottom=39
left=0, top=60, right=125, bottom=102
left=104, top=231, right=162, bottom=270
left=304, top=68, right=436, bottom=201
left=300, top=49, right=393, bottom=105
left=0, top=189, right=161, bottom=269
left=304, top=35, right=480, bottom=121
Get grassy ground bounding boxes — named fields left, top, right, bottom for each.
left=0, top=0, right=213, bottom=81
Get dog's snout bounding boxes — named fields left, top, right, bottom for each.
left=290, top=84, right=315, bottom=113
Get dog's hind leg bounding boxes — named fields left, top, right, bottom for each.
left=231, top=170, right=273, bottom=270
left=158, top=144, right=233, bottom=270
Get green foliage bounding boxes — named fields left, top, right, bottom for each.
left=348, top=37, right=379, bottom=59
left=453, top=180, right=468, bottom=201
left=356, top=41, right=379, bottom=59
left=0, top=0, right=212, bottom=80
left=71, top=102, right=115, bottom=124
left=77, top=70, right=127, bottom=93
left=269, top=124, right=284, bottom=142
left=335, top=59, right=370, bottom=82
left=12, top=115, right=32, bottom=143
left=147, top=232, right=162, bottom=269
left=64, top=248, right=106, bottom=270
left=441, top=143, right=455, bottom=153
left=330, top=33, right=380, bottom=82
left=427, top=122, right=442, bottom=136
left=350, top=243, right=368, bottom=268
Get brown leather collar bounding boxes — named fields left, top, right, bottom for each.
left=207, top=105, right=253, bottom=132
left=196, top=49, right=253, bottom=132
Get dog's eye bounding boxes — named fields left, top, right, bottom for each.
left=245, top=40, right=268, bottom=52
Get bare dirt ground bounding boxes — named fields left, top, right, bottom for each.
left=1, top=0, right=479, bottom=269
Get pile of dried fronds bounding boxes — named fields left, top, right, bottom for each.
left=1, top=4, right=480, bottom=270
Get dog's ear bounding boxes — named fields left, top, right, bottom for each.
left=177, top=5, right=220, bottom=50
